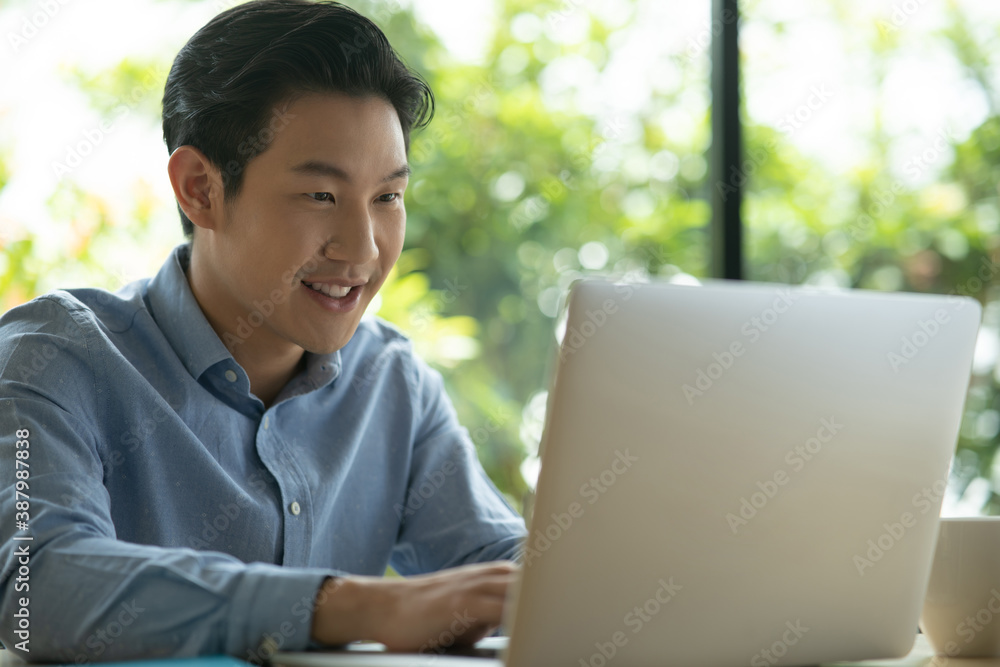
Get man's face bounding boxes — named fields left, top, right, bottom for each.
left=200, top=92, right=408, bottom=356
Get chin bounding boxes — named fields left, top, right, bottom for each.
left=306, top=330, right=359, bottom=355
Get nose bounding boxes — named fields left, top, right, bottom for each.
left=323, top=205, right=379, bottom=266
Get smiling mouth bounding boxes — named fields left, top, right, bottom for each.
left=302, top=280, right=353, bottom=298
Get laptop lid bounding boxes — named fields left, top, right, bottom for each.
left=502, top=278, right=981, bottom=667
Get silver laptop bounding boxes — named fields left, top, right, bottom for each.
left=276, top=278, right=981, bottom=667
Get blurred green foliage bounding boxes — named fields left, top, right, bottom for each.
left=2, top=0, right=1000, bottom=517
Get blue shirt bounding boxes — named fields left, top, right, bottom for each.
left=0, top=242, right=526, bottom=662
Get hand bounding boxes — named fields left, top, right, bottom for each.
left=310, top=560, right=519, bottom=652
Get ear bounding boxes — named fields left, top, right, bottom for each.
left=167, top=146, right=226, bottom=233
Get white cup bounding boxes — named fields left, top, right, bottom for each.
left=920, top=517, right=1000, bottom=657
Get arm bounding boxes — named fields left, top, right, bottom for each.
left=389, top=355, right=527, bottom=572
left=0, top=298, right=336, bottom=662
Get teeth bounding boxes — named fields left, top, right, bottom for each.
left=304, top=281, right=351, bottom=298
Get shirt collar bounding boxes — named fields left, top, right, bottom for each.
left=145, top=243, right=342, bottom=390
left=145, top=242, right=234, bottom=381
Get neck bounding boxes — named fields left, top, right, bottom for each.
left=186, top=241, right=305, bottom=409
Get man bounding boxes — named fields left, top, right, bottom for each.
left=0, top=0, right=526, bottom=661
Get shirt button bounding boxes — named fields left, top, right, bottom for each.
left=225, top=370, right=238, bottom=382
left=289, top=501, right=301, bottom=516
left=263, top=416, right=269, bottom=430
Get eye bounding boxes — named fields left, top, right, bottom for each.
left=377, top=193, right=401, bottom=203
left=307, top=192, right=334, bottom=202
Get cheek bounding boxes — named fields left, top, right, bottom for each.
left=380, top=213, right=406, bottom=257
left=368, top=219, right=404, bottom=292
left=249, top=214, right=316, bottom=284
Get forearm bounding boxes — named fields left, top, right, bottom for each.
left=0, top=531, right=335, bottom=662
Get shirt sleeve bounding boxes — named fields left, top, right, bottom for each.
left=0, top=297, right=340, bottom=662
left=389, top=351, right=527, bottom=575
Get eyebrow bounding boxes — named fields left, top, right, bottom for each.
left=289, top=160, right=411, bottom=184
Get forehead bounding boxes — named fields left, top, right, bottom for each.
left=264, top=92, right=406, bottom=169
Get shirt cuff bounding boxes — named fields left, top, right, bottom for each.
left=226, top=564, right=343, bottom=661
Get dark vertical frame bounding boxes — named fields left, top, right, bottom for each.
left=710, top=0, right=743, bottom=279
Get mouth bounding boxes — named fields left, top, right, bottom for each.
left=300, top=279, right=365, bottom=313
left=302, top=280, right=354, bottom=298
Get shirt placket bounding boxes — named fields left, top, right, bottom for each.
left=256, top=409, right=313, bottom=567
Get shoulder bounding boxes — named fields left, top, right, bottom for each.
left=0, top=291, right=93, bottom=349
left=341, top=316, right=416, bottom=380
left=0, top=293, right=102, bottom=414
left=351, top=314, right=414, bottom=349
left=0, top=282, right=146, bottom=340
left=340, top=315, right=446, bottom=395
left=0, top=284, right=146, bottom=385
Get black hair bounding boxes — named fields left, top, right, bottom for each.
left=162, top=0, right=434, bottom=239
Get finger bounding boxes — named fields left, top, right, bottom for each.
left=478, top=560, right=521, bottom=572
left=411, top=561, right=514, bottom=587
left=462, top=596, right=506, bottom=628
left=468, top=573, right=519, bottom=599
left=453, top=560, right=520, bottom=575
